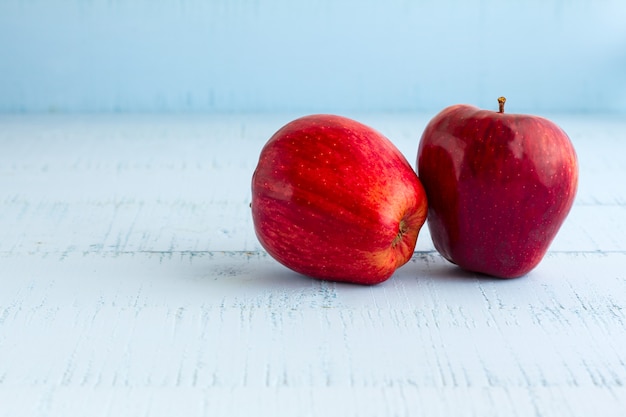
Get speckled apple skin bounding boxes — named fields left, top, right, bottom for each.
left=417, top=104, right=578, bottom=278
left=252, top=114, right=428, bottom=285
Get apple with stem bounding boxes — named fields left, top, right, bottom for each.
left=252, top=114, right=428, bottom=285
left=417, top=97, right=578, bottom=278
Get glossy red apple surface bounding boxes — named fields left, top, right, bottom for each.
left=417, top=98, right=578, bottom=278
left=252, top=114, right=428, bottom=285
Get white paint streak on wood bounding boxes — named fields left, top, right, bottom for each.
left=1, top=114, right=625, bottom=416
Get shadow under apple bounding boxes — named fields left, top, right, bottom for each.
left=401, top=251, right=514, bottom=284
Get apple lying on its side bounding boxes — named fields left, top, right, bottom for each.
left=417, top=97, right=578, bottom=278
left=252, top=114, right=428, bottom=285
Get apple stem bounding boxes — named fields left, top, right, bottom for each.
left=498, top=97, right=506, bottom=113
left=392, top=219, right=407, bottom=247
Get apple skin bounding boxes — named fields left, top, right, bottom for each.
left=252, top=114, right=428, bottom=285
left=417, top=101, right=578, bottom=278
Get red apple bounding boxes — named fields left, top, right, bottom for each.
left=252, top=114, right=428, bottom=285
left=417, top=97, right=578, bottom=278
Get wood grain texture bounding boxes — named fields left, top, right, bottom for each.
left=1, top=114, right=625, bottom=416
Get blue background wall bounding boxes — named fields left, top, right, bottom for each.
left=1, top=0, right=625, bottom=113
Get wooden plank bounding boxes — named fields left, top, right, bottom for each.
left=1, top=252, right=625, bottom=386
left=1, top=113, right=625, bottom=416
left=1, top=114, right=624, bottom=255
left=1, top=197, right=624, bottom=255
left=1, top=386, right=626, bottom=417
left=1, top=251, right=626, bottom=415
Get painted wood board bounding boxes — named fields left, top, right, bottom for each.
left=1, top=113, right=625, bottom=416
